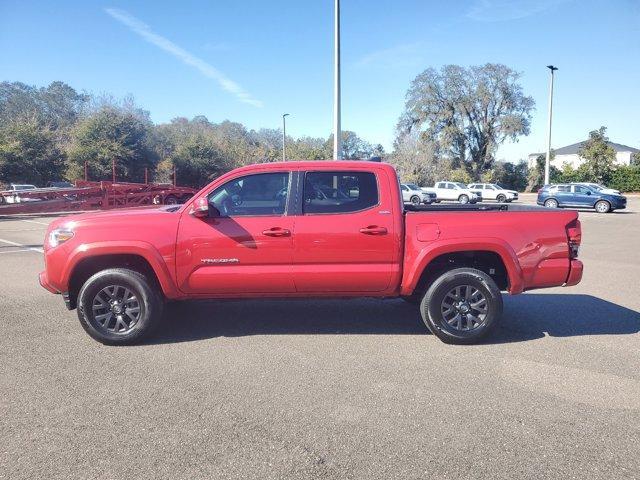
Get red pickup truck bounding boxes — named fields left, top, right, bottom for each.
left=40, top=161, right=583, bottom=345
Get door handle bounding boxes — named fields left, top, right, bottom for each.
left=262, top=227, right=290, bottom=237
left=359, top=225, right=388, bottom=235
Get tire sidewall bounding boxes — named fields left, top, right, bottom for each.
left=77, top=269, right=161, bottom=345
left=421, top=268, right=502, bottom=344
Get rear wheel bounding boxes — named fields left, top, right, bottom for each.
left=77, top=268, right=163, bottom=345
left=496, top=194, right=506, bottom=203
left=458, top=194, right=469, bottom=204
left=420, top=268, right=502, bottom=344
left=595, top=200, right=610, bottom=213
left=544, top=198, right=559, bottom=208
left=410, top=195, right=421, bottom=205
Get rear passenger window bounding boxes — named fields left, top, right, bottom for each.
left=303, top=171, right=378, bottom=214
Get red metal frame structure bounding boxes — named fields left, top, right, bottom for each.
left=0, top=179, right=196, bottom=215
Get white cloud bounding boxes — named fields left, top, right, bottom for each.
left=355, top=42, right=425, bottom=69
left=467, top=0, right=572, bottom=22
left=104, top=8, right=262, bottom=107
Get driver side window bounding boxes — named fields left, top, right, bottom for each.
left=208, top=172, right=290, bottom=217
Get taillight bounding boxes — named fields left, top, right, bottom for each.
left=566, top=219, right=581, bottom=259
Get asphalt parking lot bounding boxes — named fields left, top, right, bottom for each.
left=1, top=198, right=639, bottom=480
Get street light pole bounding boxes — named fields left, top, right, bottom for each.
left=333, top=0, right=342, bottom=160
left=282, top=113, right=289, bottom=162
left=545, top=65, right=558, bottom=185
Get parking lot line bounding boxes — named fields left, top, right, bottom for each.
left=0, top=238, right=44, bottom=253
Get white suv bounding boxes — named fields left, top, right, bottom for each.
left=468, top=183, right=518, bottom=203
left=433, top=182, right=479, bottom=204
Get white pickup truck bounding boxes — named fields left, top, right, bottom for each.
left=430, top=181, right=480, bottom=204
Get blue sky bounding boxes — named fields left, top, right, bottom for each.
left=1, top=0, right=639, bottom=161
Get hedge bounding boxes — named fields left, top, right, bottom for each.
left=610, top=165, right=640, bottom=192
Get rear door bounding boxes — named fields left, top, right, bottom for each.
left=175, top=171, right=295, bottom=294
left=292, top=168, right=399, bottom=293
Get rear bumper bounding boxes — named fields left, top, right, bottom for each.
left=564, top=259, right=583, bottom=286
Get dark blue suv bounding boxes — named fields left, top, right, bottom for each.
left=537, top=183, right=626, bottom=213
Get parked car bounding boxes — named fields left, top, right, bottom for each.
left=401, top=183, right=435, bottom=204
left=577, top=182, right=621, bottom=195
left=468, top=183, right=519, bottom=203
left=0, top=184, right=38, bottom=204
left=40, top=161, right=583, bottom=346
left=537, top=183, right=626, bottom=213
left=432, top=181, right=480, bottom=204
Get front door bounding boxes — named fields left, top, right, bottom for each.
left=571, top=185, right=594, bottom=207
left=176, top=171, right=295, bottom=294
left=292, top=169, right=399, bottom=293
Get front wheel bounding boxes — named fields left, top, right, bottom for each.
left=544, top=198, right=559, bottom=208
left=595, top=200, right=610, bottom=213
left=77, top=268, right=163, bottom=345
left=420, top=268, right=503, bottom=344
left=496, top=194, right=506, bottom=203
left=410, top=195, right=421, bottom=205
left=458, top=194, right=469, bottom=204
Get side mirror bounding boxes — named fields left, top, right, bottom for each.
left=190, top=197, right=210, bottom=218
left=586, top=191, right=591, bottom=195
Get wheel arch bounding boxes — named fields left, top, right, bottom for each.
left=64, top=242, right=179, bottom=308
left=402, top=240, right=523, bottom=297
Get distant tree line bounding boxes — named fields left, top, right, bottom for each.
left=2, top=67, right=637, bottom=191
left=0, top=81, right=381, bottom=188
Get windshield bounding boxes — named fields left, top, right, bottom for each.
left=454, top=183, right=467, bottom=189
left=493, top=184, right=504, bottom=190
left=13, top=185, right=36, bottom=190
left=406, top=184, right=419, bottom=190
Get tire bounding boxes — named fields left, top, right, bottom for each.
left=77, top=268, right=163, bottom=345
left=410, top=195, right=421, bottom=205
left=420, top=268, right=503, bottom=345
left=544, top=198, right=559, bottom=208
left=164, top=195, right=178, bottom=205
left=595, top=200, right=610, bottom=214
left=496, top=194, right=506, bottom=203
left=458, top=194, right=469, bottom=204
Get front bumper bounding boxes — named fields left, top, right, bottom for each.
left=39, top=270, right=74, bottom=309
left=39, top=270, right=58, bottom=293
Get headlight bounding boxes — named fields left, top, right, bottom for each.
left=48, top=228, right=74, bottom=248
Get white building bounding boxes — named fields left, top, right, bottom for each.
left=528, top=141, right=639, bottom=169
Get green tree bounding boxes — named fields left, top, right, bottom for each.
left=67, top=104, right=157, bottom=181
left=527, top=154, right=560, bottom=191
left=0, top=117, right=66, bottom=185
left=578, top=126, right=616, bottom=183
left=398, top=63, right=534, bottom=178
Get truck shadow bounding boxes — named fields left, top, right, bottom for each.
left=146, top=294, right=639, bottom=345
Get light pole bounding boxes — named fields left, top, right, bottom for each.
left=545, top=65, right=558, bottom=185
left=282, top=113, right=289, bottom=161
left=333, top=0, right=342, bottom=160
